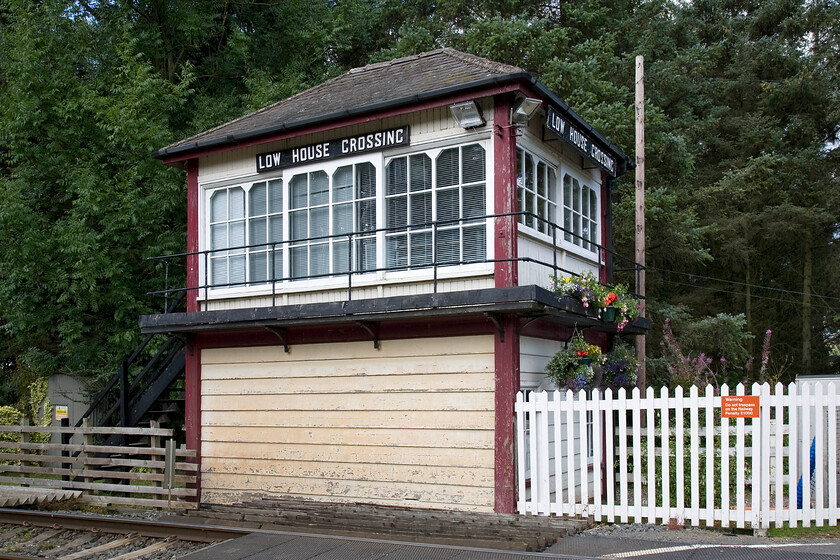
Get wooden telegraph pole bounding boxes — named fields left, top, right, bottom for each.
left=635, top=55, right=646, bottom=389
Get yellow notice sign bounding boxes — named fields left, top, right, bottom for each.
left=721, top=395, right=760, bottom=418
left=55, top=405, right=69, bottom=420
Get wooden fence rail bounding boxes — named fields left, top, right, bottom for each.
left=515, top=382, right=840, bottom=530
left=0, top=420, right=198, bottom=510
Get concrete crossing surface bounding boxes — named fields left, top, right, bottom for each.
left=182, top=528, right=840, bottom=560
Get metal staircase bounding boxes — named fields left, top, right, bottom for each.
left=77, top=297, right=186, bottom=446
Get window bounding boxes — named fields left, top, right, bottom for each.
left=563, top=173, right=598, bottom=252
left=385, top=144, right=486, bottom=268
left=209, top=179, right=283, bottom=287
left=289, top=162, right=376, bottom=279
left=205, top=141, right=489, bottom=292
left=516, top=148, right=557, bottom=234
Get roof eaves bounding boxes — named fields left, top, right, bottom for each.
left=153, top=71, right=535, bottom=161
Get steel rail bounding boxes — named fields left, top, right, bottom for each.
left=0, top=508, right=248, bottom=543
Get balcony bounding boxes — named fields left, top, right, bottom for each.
left=141, top=212, right=648, bottom=336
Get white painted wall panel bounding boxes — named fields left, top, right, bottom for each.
left=200, top=335, right=496, bottom=511
left=199, top=275, right=494, bottom=312
left=517, top=234, right=599, bottom=289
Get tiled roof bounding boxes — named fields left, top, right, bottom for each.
left=155, top=49, right=531, bottom=159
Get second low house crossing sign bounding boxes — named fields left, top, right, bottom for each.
left=256, top=126, right=410, bottom=173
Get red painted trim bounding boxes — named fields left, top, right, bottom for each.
left=184, top=338, right=201, bottom=498
left=186, top=160, right=199, bottom=313
left=161, top=84, right=526, bottom=165
left=600, top=171, right=610, bottom=285
left=494, top=315, right=520, bottom=513
left=493, top=93, right=518, bottom=289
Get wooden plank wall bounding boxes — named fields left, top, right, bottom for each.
left=200, top=335, right=497, bottom=511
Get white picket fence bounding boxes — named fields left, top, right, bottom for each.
left=515, top=382, right=840, bottom=529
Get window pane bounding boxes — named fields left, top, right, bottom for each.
left=516, top=148, right=523, bottom=189
left=386, top=235, right=407, bottom=268
left=462, top=183, right=485, bottom=221
left=271, top=249, right=283, bottom=280
left=249, top=217, right=267, bottom=247
left=310, top=243, right=329, bottom=276
left=590, top=189, right=598, bottom=226
left=333, top=203, right=353, bottom=235
left=210, top=257, right=227, bottom=287
left=564, top=175, right=572, bottom=209
left=386, top=158, right=407, bottom=196
left=564, top=207, right=573, bottom=243
left=356, top=162, right=376, bottom=199
left=356, top=237, right=376, bottom=271
left=462, top=225, right=485, bottom=263
left=461, top=144, right=485, bottom=183
left=210, top=223, right=227, bottom=252
left=249, top=252, right=267, bottom=283
left=269, top=216, right=283, bottom=243
left=525, top=153, right=535, bottom=193
left=333, top=240, right=350, bottom=273
left=436, top=228, right=460, bottom=264
left=229, top=188, right=245, bottom=220
left=310, top=171, right=329, bottom=206
left=387, top=197, right=407, bottom=229
left=437, top=188, right=459, bottom=223
left=573, top=181, right=581, bottom=213
left=291, top=246, right=307, bottom=278
left=230, top=220, right=245, bottom=249
left=538, top=200, right=547, bottom=233
left=291, top=211, right=307, bottom=241
left=524, top=191, right=535, bottom=227
left=409, top=154, right=431, bottom=192
left=210, top=191, right=227, bottom=222
left=311, top=206, right=328, bottom=238
left=249, top=182, right=266, bottom=216
left=436, top=148, right=459, bottom=187
left=333, top=166, right=353, bottom=202
left=229, top=254, right=245, bottom=285
left=537, top=162, right=546, bottom=197
left=290, top=175, right=307, bottom=209
left=357, top=199, right=376, bottom=232
left=410, top=231, right=432, bottom=266
left=268, top=179, right=283, bottom=213
left=548, top=169, right=557, bottom=212
left=410, top=192, right=431, bottom=228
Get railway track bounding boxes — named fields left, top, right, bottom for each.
left=0, top=509, right=250, bottom=559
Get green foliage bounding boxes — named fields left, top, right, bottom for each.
left=647, top=311, right=753, bottom=389
left=0, top=0, right=838, bottom=406
left=546, top=335, right=638, bottom=391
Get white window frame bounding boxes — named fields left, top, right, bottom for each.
left=384, top=142, right=489, bottom=273
left=516, top=147, right=558, bottom=236
left=561, top=168, right=600, bottom=255
left=198, top=139, right=493, bottom=299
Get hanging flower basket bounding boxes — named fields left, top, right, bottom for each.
left=549, top=275, right=640, bottom=331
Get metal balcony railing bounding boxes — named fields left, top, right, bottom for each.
left=147, top=211, right=644, bottom=313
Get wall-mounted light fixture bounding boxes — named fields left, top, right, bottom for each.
left=510, top=97, right=542, bottom=126
left=449, top=100, right=485, bottom=129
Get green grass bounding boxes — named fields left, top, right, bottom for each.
left=767, top=523, right=840, bottom=538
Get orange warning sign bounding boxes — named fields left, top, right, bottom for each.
left=721, top=395, right=760, bottom=418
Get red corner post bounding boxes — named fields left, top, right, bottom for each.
left=493, top=93, right=520, bottom=513
left=185, top=160, right=202, bottom=495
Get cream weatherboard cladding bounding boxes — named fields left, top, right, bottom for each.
left=200, top=335, right=496, bottom=510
